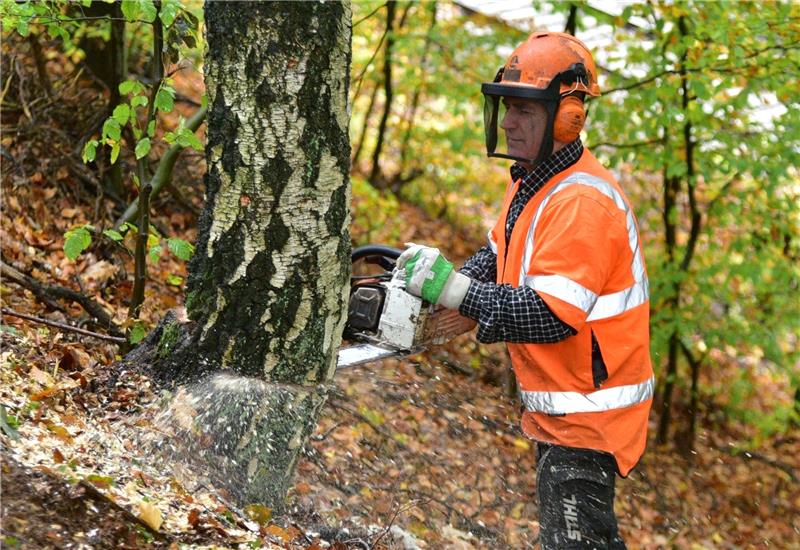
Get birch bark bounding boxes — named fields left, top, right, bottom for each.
left=145, top=1, right=352, bottom=509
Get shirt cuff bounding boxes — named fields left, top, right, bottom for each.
left=458, top=279, right=487, bottom=321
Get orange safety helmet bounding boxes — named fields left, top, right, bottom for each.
left=482, top=32, right=601, bottom=167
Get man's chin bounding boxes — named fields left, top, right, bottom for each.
left=506, top=147, right=531, bottom=161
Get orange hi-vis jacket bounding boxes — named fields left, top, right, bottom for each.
left=488, top=148, right=653, bottom=476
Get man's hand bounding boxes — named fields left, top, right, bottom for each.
left=396, top=243, right=472, bottom=309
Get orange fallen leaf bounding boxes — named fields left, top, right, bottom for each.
left=265, top=524, right=292, bottom=542
left=187, top=508, right=201, bottom=528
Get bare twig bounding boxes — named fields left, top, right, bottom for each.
left=0, top=260, right=123, bottom=336
left=1, top=308, right=126, bottom=343
left=353, top=2, right=387, bottom=28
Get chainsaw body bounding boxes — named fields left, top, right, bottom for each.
left=337, top=245, right=475, bottom=369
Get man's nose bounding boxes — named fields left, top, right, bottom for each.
left=501, top=109, right=514, bottom=130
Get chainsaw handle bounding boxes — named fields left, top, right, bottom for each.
left=351, top=245, right=401, bottom=271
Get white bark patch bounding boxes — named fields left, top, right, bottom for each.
left=201, top=288, right=227, bottom=341
left=286, top=287, right=312, bottom=343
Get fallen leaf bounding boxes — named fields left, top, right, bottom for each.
left=244, top=503, right=272, bottom=526
left=29, top=366, right=54, bottom=386
left=82, top=260, right=118, bottom=284
left=512, top=437, right=531, bottom=451
left=29, top=387, right=61, bottom=401
left=265, top=524, right=291, bottom=542
left=46, top=423, right=74, bottom=444
left=86, top=474, right=114, bottom=489
left=138, top=501, right=163, bottom=531
left=187, top=508, right=201, bottom=528
left=52, top=448, right=65, bottom=463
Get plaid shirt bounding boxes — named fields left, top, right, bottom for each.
left=458, top=139, right=583, bottom=344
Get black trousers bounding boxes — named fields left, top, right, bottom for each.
left=536, top=443, right=627, bottom=549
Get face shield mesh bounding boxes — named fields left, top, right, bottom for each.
left=483, top=92, right=500, bottom=157
left=482, top=93, right=539, bottom=164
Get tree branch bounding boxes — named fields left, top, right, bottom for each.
left=1, top=308, right=126, bottom=343
left=604, top=39, right=800, bottom=95
left=0, top=261, right=123, bottom=337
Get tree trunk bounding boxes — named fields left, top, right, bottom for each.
left=129, top=0, right=353, bottom=511
left=106, top=0, right=126, bottom=198
left=368, top=0, right=396, bottom=185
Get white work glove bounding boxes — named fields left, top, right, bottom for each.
left=395, top=243, right=472, bottom=309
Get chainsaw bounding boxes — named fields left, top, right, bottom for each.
left=336, top=245, right=476, bottom=369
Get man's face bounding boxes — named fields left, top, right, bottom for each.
left=500, top=97, right=548, bottom=166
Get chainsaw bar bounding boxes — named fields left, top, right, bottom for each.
left=336, top=343, right=419, bottom=369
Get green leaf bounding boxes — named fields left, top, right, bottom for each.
left=139, top=0, right=157, bottom=22
left=0, top=325, right=21, bottom=336
left=167, top=238, right=194, bottom=261
left=0, top=404, right=20, bottom=441
left=102, top=118, right=121, bottom=141
left=121, top=0, right=155, bottom=22
left=154, top=86, right=175, bottom=113
left=166, top=274, right=183, bottom=286
left=120, top=0, right=139, bottom=21
left=112, top=104, right=130, bottom=126
left=131, top=95, right=148, bottom=108
left=16, top=18, right=29, bottom=37
left=129, top=322, right=147, bottom=345
left=119, top=80, right=145, bottom=96
left=177, top=128, right=203, bottom=151
left=63, top=226, right=92, bottom=261
left=163, top=131, right=176, bottom=144
left=103, top=229, right=124, bottom=242
left=135, top=137, right=151, bottom=159
left=159, top=0, right=181, bottom=27
left=147, top=120, right=156, bottom=137
left=82, top=140, right=98, bottom=163
left=110, top=142, right=121, bottom=164
left=148, top=243, right=162, bottom=264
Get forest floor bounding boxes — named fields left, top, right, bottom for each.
left=2, top=39, right=799, bottom=549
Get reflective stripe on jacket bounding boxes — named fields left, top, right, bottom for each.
left=490, top=148, right=653, bottom=476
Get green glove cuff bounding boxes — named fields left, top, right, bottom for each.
left=404, top=252, right=454, bottom=303
left=423, top=255, right=454, bottom=303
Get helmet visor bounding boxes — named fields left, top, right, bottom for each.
left=482, top=91, right=556, bottom=164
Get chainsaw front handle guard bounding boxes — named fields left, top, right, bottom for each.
left=351, top=244, right=402, bottom=272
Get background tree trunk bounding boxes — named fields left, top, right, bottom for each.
left=135, top=0, right=353, bottom=511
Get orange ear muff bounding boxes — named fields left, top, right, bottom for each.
left=553, top=96, right=585, bottom=143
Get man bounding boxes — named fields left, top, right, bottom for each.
left=397, top=32, right=653, bottom=548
